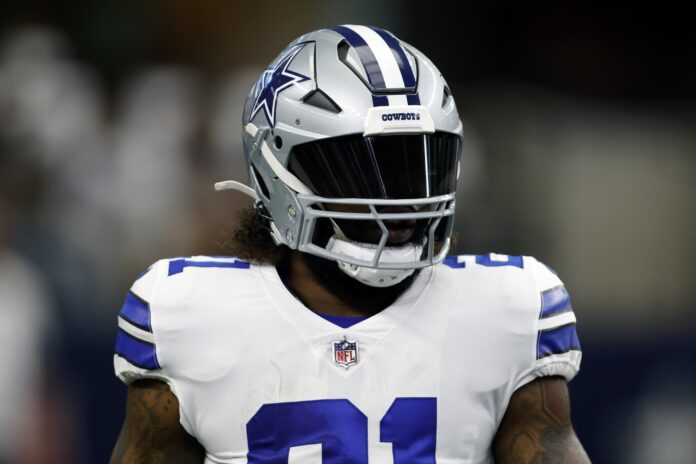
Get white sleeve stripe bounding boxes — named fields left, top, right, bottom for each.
left=118, top=317, right=155, bottom=344
left=538, top=311, right=576, bottom=331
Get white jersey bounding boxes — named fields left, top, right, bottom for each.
left=114, top=253, right=581, bottom=464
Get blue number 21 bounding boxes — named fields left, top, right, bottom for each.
left=247, top=398, right=437, bottom=463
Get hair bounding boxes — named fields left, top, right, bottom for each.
left=219, top=206, right=289, bottom=265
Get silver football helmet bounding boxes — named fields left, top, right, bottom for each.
left=216, top=25, right=463, bottom=287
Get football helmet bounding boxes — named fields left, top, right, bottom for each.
left=216, top=25, right=463, bottom=287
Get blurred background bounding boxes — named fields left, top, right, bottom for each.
left=0, top=1, right=694, bottom=462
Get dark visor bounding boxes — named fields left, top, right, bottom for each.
left=287, top=132, right=461, bottom=199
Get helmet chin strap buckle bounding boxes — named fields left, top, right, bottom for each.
left=327, top=236, right=422, bottom=288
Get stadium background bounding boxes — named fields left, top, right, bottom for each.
left=0, top=1, right=694, bottom=463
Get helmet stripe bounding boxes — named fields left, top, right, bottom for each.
left=330, top=25, right=386, bottom=89
left=345, top=25, right=414, bottom=107
left=372, top=95, right=389, bottom=106
left=368, top=26, right=417, bottom=88
left=333, top=25, right=421, bottom=107
left=345, top=25, right=405, bottom=90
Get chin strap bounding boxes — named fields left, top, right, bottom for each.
left=327, top=236, right=422, bottom=287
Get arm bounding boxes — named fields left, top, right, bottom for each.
left=492, top=376, right=590, bottom=464
left=110, top=379, right=205, bottom=464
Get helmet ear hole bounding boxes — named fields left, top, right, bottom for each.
left=273, top=136, right=283, bottom=149
left=337, top=40, right=350, bottom=62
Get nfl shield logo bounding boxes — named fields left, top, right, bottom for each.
left=333, top=337, right=358, bottom=369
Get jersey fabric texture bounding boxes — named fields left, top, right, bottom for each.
left=114, top=254, right=581, bottom=464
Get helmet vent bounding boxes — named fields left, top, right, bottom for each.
left=337, top=39, right=351, bottom=63
left=302, top=89, right=342, bottom=114
left=442, top=85, right=452, bottom=107
left=336, top=39, right=372, bottom=91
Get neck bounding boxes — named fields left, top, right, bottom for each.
left=278, top=250, right=416, bottom=318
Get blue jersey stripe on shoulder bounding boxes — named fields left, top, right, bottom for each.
left=537, top=323, right=580, bottom=359
left=119, top=291, right=152, bottom=332
left=443, top=256, right=466, bottom=268
left=540, top=285, right=572, bottom=319
left=168, top=258, right=251, bottom=276
left=115, top=330, right=160, bottom=370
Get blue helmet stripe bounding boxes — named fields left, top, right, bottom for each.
left=407, top=94, right=421, bottom=105
left=331, top=26, right=386, bottom=89
left=372, top=95, right=388, bottom=106
left=368, top=27, right=416, bottom=88
left=369, top=27, right=420, bottom=105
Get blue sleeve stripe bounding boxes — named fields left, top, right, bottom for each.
left=115, top=330, right=160, bottom=370
left=537, top=323, right=581, bottom=359
left=168, top=258, right=251, bottom=276
left=118, top=291, right=152, bottom=332
left=540, top=285, right=572, bottom=319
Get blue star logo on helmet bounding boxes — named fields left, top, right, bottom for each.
left=250, top=44, right=310, bottom=127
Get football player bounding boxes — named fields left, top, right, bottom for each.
left=111, top=26, right=590, bottom=463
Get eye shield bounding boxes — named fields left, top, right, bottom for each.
left=287, top=131, right=461, bottom=200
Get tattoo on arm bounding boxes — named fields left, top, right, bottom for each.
left=110, top=379, right=205, bottom=464
left=493, top=376, right=590, bottom=464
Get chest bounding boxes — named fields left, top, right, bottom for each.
left=174, top=303, right=509, bottom=464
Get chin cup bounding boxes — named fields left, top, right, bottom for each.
left=327, top=236, right=423, bottom=287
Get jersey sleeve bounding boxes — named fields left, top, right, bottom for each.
left=113, top=259, right=170, bottom=385
left=514, top=257, right=582, bottom=390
